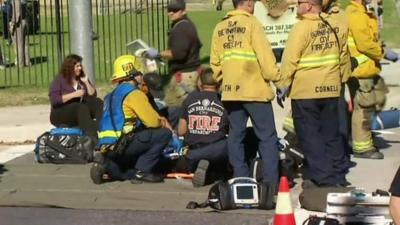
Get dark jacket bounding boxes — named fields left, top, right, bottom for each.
left=168, top=15, right=202, bottom=74
left=48, top=74, right=96, bottom=108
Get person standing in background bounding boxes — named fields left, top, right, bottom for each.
left=10, top=0, right=30, bottom=67
left=0, top=0, right=6, bottom=69
left=145, top=0, right=202, bottom=108
left=345, top=0, right=387, bottom=159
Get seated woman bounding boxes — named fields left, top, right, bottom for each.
left=48, top=54, right=103, bottom=141
left=177, top=68, right=230, bottom=187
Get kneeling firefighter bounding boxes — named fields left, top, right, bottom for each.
left=90, top=55, right=172, bottom=184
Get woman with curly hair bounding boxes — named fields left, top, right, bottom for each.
left=48, top=54, right=103, bottom=141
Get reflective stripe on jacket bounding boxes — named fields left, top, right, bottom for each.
left=210, top=10, right=281, bottom=102
left=326, top=5, right=352, bottom=83
left=280, top=13, right=345, bottom=99
left=98, top=83, right=136, bottom=146
left=345, top=1, right=382, bottom=78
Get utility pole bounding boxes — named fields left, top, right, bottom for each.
left=55, top=0, right=63, bottom=67
left=68, top=1, right=95, bottom=83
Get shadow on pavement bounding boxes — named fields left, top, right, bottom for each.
left=0, top=164, right=8, bottom=183
left=374, top=134, right=400, bottom=150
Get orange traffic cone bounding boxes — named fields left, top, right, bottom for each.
left=273, top=176, right=296, bottom=225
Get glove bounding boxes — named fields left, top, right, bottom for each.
left=276, top=88, right=288, bottom=108
left=350, top=57, right=358, bottom=71
left=384, top=48, right=398, bottom=62
left=144, top=48, right=160, bottom=60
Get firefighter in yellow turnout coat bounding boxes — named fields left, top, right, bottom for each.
left=323, top=0, right=355, bottom=176
left=210, top=0, right=282, bottom=189
left=345, top=0, right=387, bottom=159
left=280, top=0, right=349, bottom=186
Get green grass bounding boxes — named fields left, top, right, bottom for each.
left=340, top=0, right=400, bottom=47
left=0, top=10, right=170, bottom=87
left=0, top=4, right=399, bottom=106
left=378, top=0, right=400, bottom=47
left=0, top=9, right=227, bottom=88
left=189, top=10, right=228, bottom=63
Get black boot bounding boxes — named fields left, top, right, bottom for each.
left=353, top=150, right=384, bottom=159
left=174, top=156, right=191, bottom=173
left=131, top=170, right=164, bottom=183
left=192, top=160, right=210, bottom=187
left=258, top=182, right=277, bottom=210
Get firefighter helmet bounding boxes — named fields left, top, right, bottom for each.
left=111, top=55, right=143, bottom=83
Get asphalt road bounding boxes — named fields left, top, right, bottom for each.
left=0, top=207, right=270, bottom=225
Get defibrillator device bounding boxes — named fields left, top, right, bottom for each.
left=187, top=177, right=275, bottom=210
left=209, top=177, right=259, bottom=209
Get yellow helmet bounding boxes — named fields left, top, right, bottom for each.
left=111, top=55, right=143, bottom=83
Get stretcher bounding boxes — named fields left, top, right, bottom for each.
left=326, top=189, right=393, bottom=225
left=165, top=173, right=193, bottom=179
left=371, top=109, right=400, bottom=130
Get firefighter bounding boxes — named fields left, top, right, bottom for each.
left=322, top=0, right=355, bottom=173
left=345, top=0, right=387, bottom=159
left=279, top=0, right=355, bottom=178
left=279, top=0, right=349, bottom=187
left=177, top=68, right=229, bottom=187
left=90, top=55, right=172, bottom=184
left=210, top=0, right=282, bottom=194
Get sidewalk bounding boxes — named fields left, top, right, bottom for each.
left=0, top=105, right=52, bottom=143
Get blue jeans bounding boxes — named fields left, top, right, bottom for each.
left=224, top=101, right=279, bottom=185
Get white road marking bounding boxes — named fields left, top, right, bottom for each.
left=372, top=130, right=396, bottom=134
left=0, top=145, right=34, bottom=163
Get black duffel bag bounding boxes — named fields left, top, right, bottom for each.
left=34, top=128, right=95, bottom=164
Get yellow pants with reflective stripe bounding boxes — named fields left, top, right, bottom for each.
left=282, top=111, right=295, bottom=134
left=351, top=82, right=376, bottom=153
left=164, top=70, right=199, bottom=107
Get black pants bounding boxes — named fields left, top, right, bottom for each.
left=50, top=96, right=103, bottom=139
left=390, top=166, right=400, bottom=196
left=338, top=83, right=352, bottom=171
left=104, top=128, right=172, bottom=180
left=292, top=98, right=347, bottom=186
left=187, top=139, right=229, bottom=172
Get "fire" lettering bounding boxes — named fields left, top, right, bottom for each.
left=188, top=115, right=221, bottom=131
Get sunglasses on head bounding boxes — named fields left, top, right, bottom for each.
left=298, top=1, right=311, bottom=4
left=167, top=7, right=181, bottom=13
